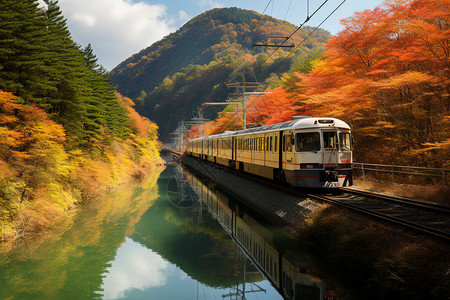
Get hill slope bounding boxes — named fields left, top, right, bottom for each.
left=110, top=7, right=331, bottom=139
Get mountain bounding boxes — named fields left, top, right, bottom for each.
left=110, top=7, right=331, bottom=140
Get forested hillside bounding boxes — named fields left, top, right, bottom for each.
left=0, top=0, right=160, bottom=241
left=110, top=7, right=330, bottom=139
left=197, top=0, right=449, bottom=169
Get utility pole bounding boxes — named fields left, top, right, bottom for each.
left=227, top=81, right=259, bottom=130
left=170, top=121, right=188, bottom=151
left=169, top=107, right=209, bottom=151
left=190, top=106, right=208, bottom=138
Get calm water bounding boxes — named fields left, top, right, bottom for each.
left=1, top=158, right=305, bottom=299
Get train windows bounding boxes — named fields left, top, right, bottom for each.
left=295, top=132, right=321, bottom=152
left=274, top=136, right=278, bottom=152
left=323, top=131, right=338, bottom=149
left=339, top=132, right=352, bottom=151
left=269, top=136, right=273, bottom=152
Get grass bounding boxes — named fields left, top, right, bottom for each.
left=353, top=178, right=450, bottom=205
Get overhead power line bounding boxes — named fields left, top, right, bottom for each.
left=255, top=0, right=330, bottom=70
left=283, top=0, right=293, bottom=23
left=277, top=0, right=348, bottom=67
left=228, top=0, right=274, bottom=83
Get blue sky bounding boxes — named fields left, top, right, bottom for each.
left=48, top=0, right=385, bottom=70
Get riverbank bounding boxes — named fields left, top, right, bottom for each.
left=0, top=145, right=165, bottom=243
left=181, top=155, right=450, bottom=299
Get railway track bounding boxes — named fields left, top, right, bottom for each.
left=306, top=187, right=450, bottom=242
left=178, top=154, right=450, bottom=243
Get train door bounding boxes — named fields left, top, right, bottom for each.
left=278, top=131, right=283, bottom=171
left=232, top=136, right=236, bottom=162
left=281, top=131, right=293, bottom=168
left=322, top=130, right=339, bottom=165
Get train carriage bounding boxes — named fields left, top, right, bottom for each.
left=186, top=116, right=353, bottom=188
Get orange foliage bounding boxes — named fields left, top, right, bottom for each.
left=202, top=0, right=449, bottom=167
left=301, top=0, right=450, bottom=166
left=246, top=87, right=311, bottom=125
left=187, top=125, right=199, bottom=139
left=116, top=92, right=158, bottom=139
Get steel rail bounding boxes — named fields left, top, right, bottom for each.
left=307, top=192, right=450, bottom=243
left=340, top=187, right=450, bottom=213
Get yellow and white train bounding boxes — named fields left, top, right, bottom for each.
left=186, top=116, right=353, bottom=188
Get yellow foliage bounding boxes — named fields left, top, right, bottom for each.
left=0, top=90, right=162, bottom=242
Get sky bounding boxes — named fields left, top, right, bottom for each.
left=47, top=0, right=386, bottom=70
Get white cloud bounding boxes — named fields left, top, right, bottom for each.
left=198, top=0, right=224, bottom=9
left=178, top=10, right=190, bottom=23
left=56, top=0, right=176, bottom=70
left=71, top=14, right=96, bottom=27
left=101, top=237, right=176, bottom=299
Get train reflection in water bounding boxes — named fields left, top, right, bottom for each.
left=185, top=173, right=331, bottom=300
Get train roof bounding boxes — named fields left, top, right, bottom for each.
left=189, top=116, right=351, bottom=141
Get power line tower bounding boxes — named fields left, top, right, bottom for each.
left=170, top=121, right=188, bottom=151
left=170, top=107, right=209, bottom=151
left=189, top=106, right=209, bottom=138
left=227, top=81, right=268, bottom=130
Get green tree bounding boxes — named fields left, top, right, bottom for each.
left=0, top=0, right=55, bottom=105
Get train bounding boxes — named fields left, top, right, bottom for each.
left=186, top=116, right=353, bottom=188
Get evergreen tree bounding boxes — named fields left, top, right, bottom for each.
left=0, top=0, right=133, bottom=147
left=0, top=0, right=55, bottom=106
left=83, top=44, right=100, bottom=71
left=42, top=0, right=89, bottom=141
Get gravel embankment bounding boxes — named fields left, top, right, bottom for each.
left=181, top=155, right=322, bottom=227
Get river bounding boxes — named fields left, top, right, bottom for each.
left=0, top=157, right=341, bottom=299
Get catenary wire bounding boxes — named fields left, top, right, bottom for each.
left=277, top=0, right=348, bottom=68
left=283, top=0, right=293, bottom=23
left=255, top=0, right=330, bottom=70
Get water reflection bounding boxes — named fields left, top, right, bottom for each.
left=0, top=168, right=164, bottom=300
left=0, top=157, right=337, bottom=300
left=185, top=170, right=330, bottom=300
left=101, top=237, right=177, bottom=299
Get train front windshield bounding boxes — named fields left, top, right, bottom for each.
left=339, top=132, right=352, bottom=151
left=295, top=131, right=352, bottom=152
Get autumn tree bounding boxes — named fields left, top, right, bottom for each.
left=301, top=0, right=450, bottom=166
